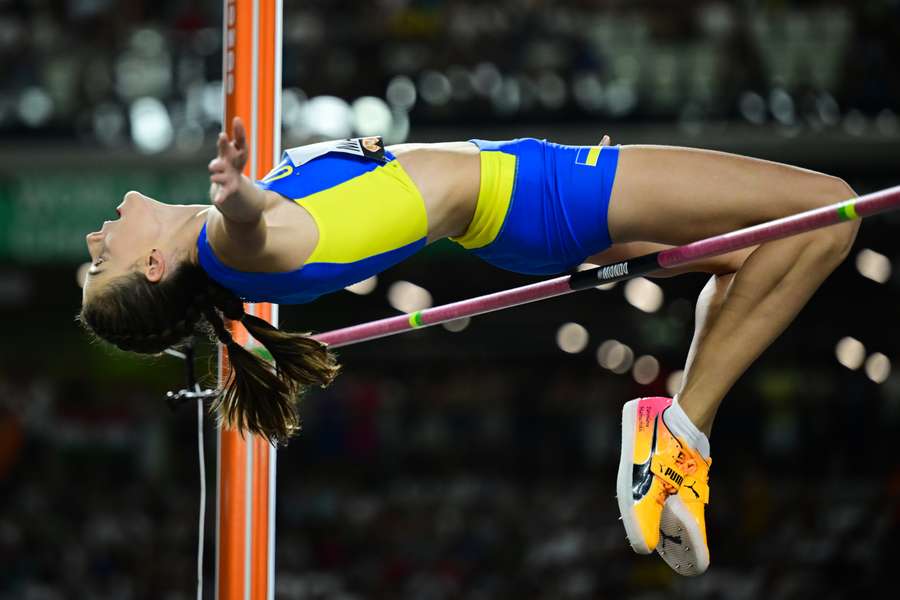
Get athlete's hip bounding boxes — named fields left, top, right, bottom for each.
left=450, top=137, right=620, bottom=275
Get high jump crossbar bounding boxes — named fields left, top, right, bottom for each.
left=314, top=185, right=900, bottom=349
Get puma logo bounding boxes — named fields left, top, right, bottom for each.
left=664, top=467, right=684, bottom=486
left=684, top=481, right=700, bottom=499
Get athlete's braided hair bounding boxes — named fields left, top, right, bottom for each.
left=78, top=262, right=339, bottom=444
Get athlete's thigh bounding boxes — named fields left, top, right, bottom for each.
left=607, top=145, right=848, bottom=246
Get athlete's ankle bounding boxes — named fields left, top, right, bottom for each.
left=672, top=391, right=713, bottom=434
left=667, top=396, right=711, bottom=459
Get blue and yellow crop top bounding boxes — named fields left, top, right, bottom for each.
left=196, top=137, right=428, bottom=304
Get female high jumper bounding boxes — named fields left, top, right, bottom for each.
left=79, top=117, right=858, bottom=576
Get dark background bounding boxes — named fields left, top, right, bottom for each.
left=1, top=1, right=900, bottom=599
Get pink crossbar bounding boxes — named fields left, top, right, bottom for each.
left=315, top=184, right=900, bottom=349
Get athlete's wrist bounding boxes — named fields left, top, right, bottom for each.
left=215, top=175, right=265, bottom=223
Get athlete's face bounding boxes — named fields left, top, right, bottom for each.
left=82, top=190, right=165, bottom=301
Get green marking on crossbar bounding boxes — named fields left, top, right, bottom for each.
left=408, top=311, right=424, bottom=328
left=837, top=201, right=858, bottom=221
left=252, top=346, right=273, bottom=362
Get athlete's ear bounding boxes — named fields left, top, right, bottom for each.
left=144, top=249, right=166, bottom=282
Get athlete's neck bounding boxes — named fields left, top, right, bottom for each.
left=164, top=205, right=210, bottom=266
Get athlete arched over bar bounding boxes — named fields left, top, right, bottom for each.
left=78, top=118, right=859, bottom=576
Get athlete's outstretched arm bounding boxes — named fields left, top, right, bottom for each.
left=207, top=116, right=268, bottom=253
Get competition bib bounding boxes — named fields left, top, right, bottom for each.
left=284, top=136, right=386, bottom=167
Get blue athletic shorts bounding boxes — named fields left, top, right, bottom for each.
left=449, top=138, right=619, bottom=275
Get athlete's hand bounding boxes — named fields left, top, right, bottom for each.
left=208, top=117, right=249, bottom=207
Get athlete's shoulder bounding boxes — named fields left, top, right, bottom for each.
left=256, top=137, right=391, bottom=201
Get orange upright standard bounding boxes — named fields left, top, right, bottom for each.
left=216, top=1, right=281, bottom=599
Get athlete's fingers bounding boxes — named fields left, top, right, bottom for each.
left=209, top=165, right=231, bottom=182
left=232, top=143, right=247, bottom=170
left=217, top=132, right=230, bottom=158
left=232, top=117, right=246, bottom=152
left=208, top=157, right=227, bottom=173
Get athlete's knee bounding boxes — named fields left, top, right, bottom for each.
left=809, top=175, right=859, bottom=264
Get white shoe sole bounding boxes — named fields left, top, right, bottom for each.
left=656, top=495, right=710, bottom=576
left=616, top=399, right=653, bottom=554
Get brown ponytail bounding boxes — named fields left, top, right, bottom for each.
left=79, top=262, right=339, bottom=444
left=200, top=284, right=339, bottom=443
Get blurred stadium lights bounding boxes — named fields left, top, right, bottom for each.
left=632, top=355, right=660, bottom=385
left=816, top=93, right=841, bottom=127
left=115, top=28, right=171, bottom=100
left=302, top=95, right=353, bottom=139
left=282, top=88, right=308, bottom=137
left=472, top=62, right=502, bottom=97
left=201, top=81, right=224, bottom=126
left=667, top=370, right=685, bottom=397
left=386, top=75, right=417, bottom=110
left=173, top=119, right=205, bottom=154
left=443, top=317, right=471, bottom=333
left=556, top=322, right=589, bottom=354
left=387, top=280, right=433, bottom=313
left=191, top=27, right=220, bottom=57
left=536, top=72, right=567, bottom=110
left=835, top=336, right=866, bottom=370
left=769, top=88, right=796, bottom=126
left=491, top=77, right=521, bottom=115
left=418, top=70, right=452, bottom=106
left=1, top=3, right=897, bottom=157
left=129, top=97, right=173, bottom=153
left=446, top=65, right=474, bottom=102
left=597, top=339, right=634, bottom=374
left=865, top=352, right=891, bottom=384
left=855, top=248, right=891, bottom=284
left=572, top=72, right=605, bottom=112
left=843, top=109, right=869, bottom=137
left=351, top=96, right=393, bottom=137
left=183, top=81, right=209, bottom=124
left=516, top=75, right=539, bottom=112
left=92, top=102, right=126, bottom=146
left=345, top=276, right=378, bottom=296
left=876, top=109, right=899, bottom=136
left=386, top=109, right=410, bottom=144
left=623, top=278, right=664, bottom=313
left=605, top=79, right=638, bottom=118
left=18, top=87, right=54, bottom=127
left=739, top=91, right=768, bottom=125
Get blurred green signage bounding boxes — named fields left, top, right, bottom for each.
left=0, top=166, right=207, bottom=263
left=0, top=161, right=466, bottom=264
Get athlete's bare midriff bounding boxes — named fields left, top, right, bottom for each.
left=388, top=141, right=481, bottom=242
left=219, top=141, right=482, bottom=273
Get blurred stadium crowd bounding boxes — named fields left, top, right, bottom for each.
left=3, top=361, right=900, bottom=598
left=1, top=0, right=898, bottom=150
